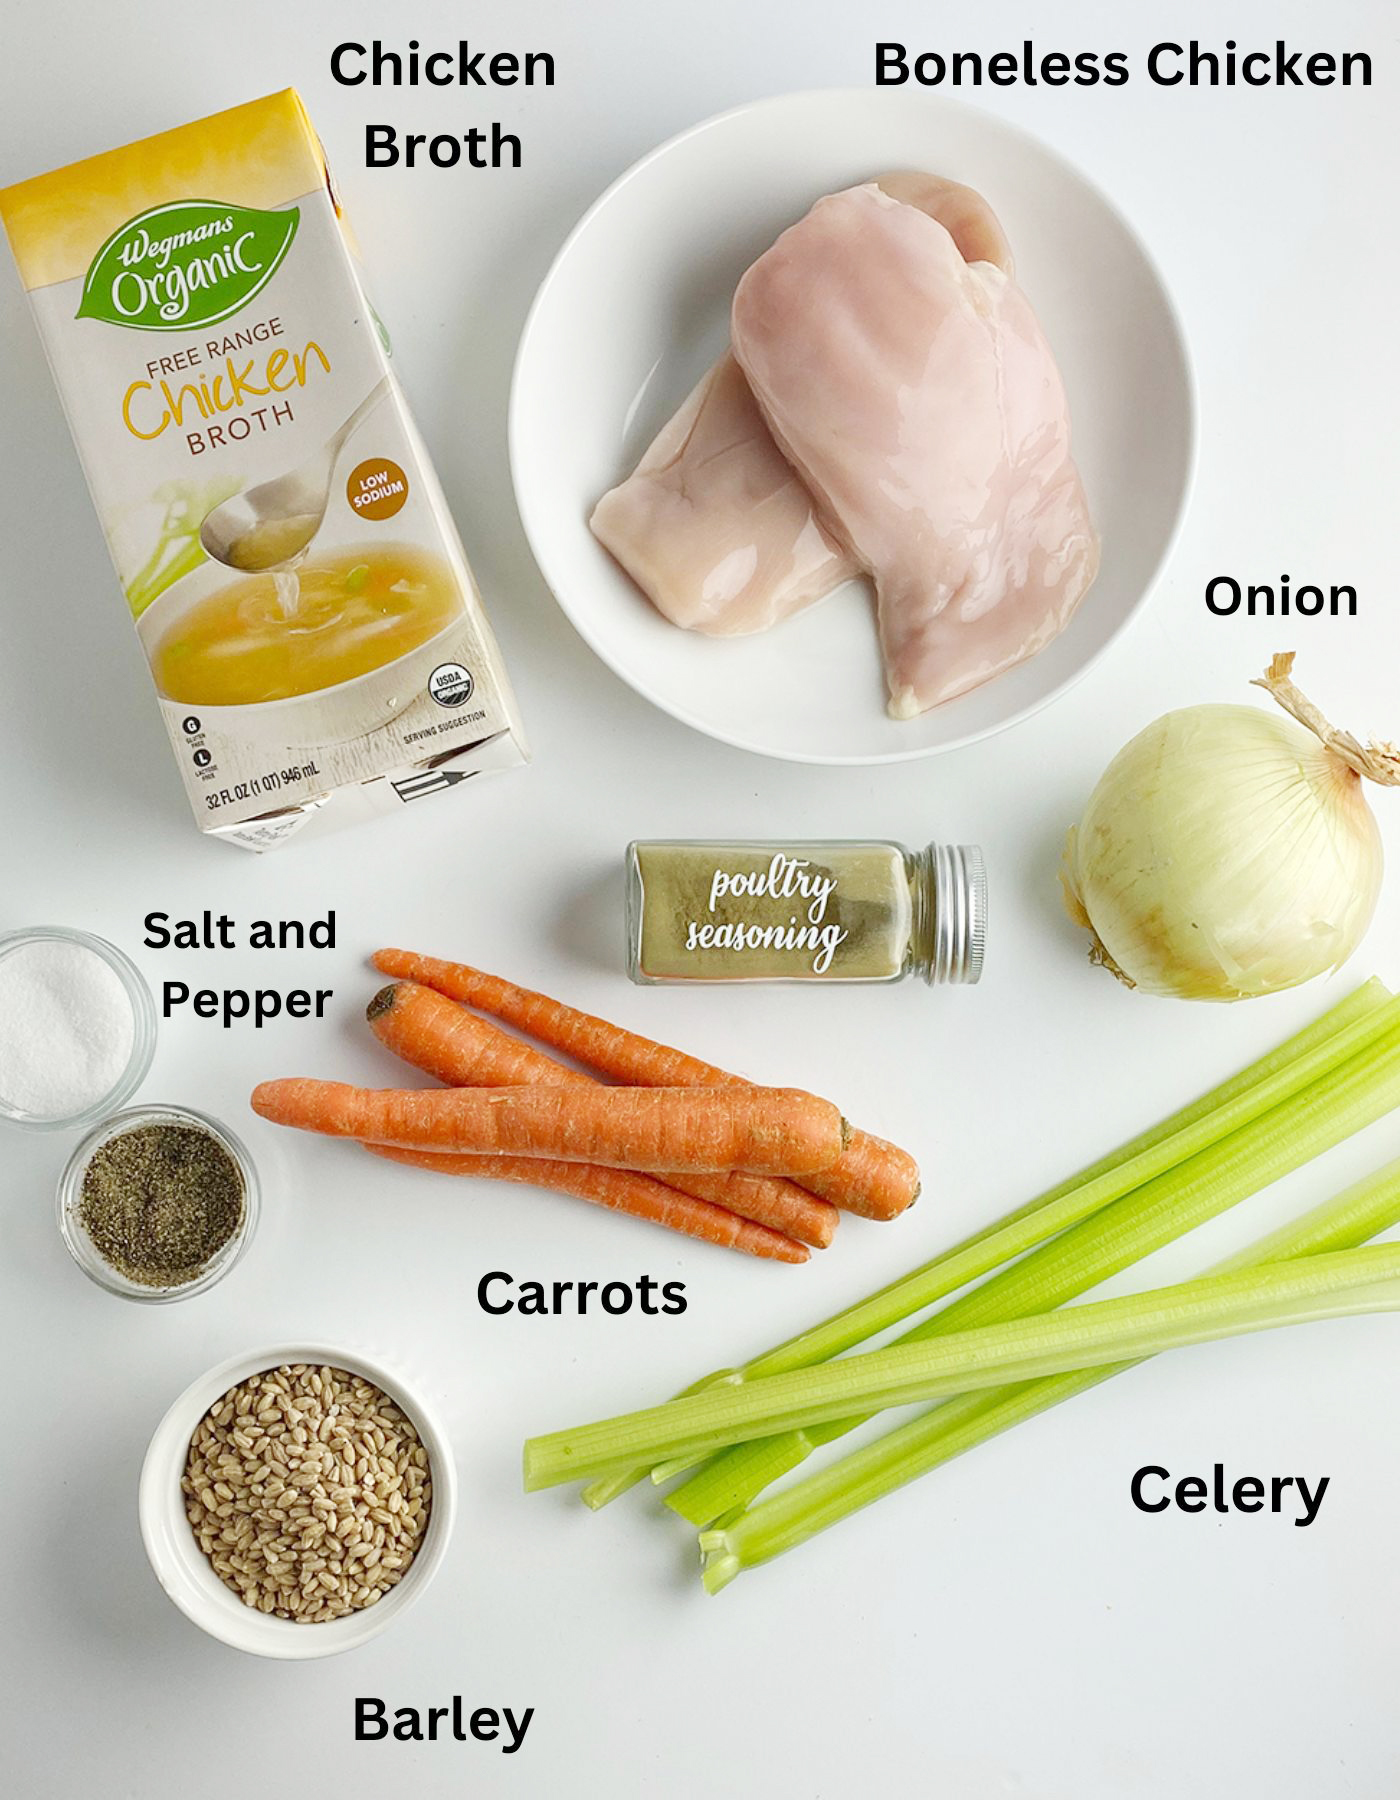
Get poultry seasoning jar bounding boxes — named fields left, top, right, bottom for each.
left=626, top=841, right=986, bottom=985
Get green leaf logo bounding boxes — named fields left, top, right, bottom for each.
left=77, top=199, right=298, bottom=332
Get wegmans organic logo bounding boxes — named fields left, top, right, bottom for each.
left=77, top=199, right=298, bottom=331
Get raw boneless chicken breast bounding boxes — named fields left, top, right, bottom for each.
left=589, top=174, right=1015, bottom=637
left=731, top=182, right=1099, bottom=716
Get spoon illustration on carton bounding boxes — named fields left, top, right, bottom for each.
left=199, top=377, right=391, bottom=572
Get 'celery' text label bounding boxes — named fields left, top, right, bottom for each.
left=1130, top=1463, right=1329, bottom=1526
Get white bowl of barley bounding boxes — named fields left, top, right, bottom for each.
left=139, top=1343, right=457, bottom=1658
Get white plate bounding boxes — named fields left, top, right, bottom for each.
left=510, top=90, right=1195, bottom=764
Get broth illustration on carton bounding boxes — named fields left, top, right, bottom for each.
left=0, top=89, right=527, bottom=849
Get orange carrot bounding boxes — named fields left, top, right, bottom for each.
left=367, top=982, right=838, bottom=1250
left=251, top=1079, right=846, bottom=1175
left=362, top=1145, right=808, bottom=1263
left=371, top=951, right=920, bottom=1220
left=368, top=982, right=575, bottom=1089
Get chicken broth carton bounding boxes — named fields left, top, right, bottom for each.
left=0, top=89, right=527, bottom=849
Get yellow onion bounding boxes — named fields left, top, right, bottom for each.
left=1063, top=655, right=1398, bottom=1001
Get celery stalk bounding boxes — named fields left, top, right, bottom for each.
left=580, top=980, right=1387, bottom=1510
left=666, top=1011, right=1400, bottom=1523
left=524, top=1245, right=1400, bottom=1490
left=700, top=1155, right=1400, bottom=1590
left=926, top=977, right=1392, bottom=1261
left=126, top=536, right=207, bottom=616
left=124, top=476, right=242, bottom=616
left=579, top=1374, right=740, bottom=1510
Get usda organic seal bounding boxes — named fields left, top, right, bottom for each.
left=428, top=663, right=475, bottom=708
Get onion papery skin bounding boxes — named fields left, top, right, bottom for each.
left=1065, top=704, right=1383, bottom=1001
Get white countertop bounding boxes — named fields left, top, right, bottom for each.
left=2, top=2, right=1397, bottom=1794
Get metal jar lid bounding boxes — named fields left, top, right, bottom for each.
left=929, top=843, right=987, bottom=985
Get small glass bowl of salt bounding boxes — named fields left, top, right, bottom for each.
left=0, top=927, right=156, bottom=1130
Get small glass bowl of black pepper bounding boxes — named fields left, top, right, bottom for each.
left=57, top=1105, right=260, bottom=1302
